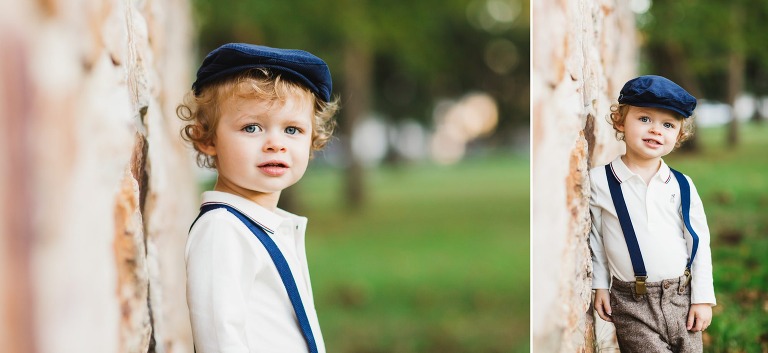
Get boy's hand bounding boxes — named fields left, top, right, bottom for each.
left=594, top=289, right=613, bottom=322
left=687, top=303, right=713, bottom=332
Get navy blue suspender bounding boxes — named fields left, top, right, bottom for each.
left=670, top=169, right=700, bottom=274
left=605, top=164, right=648, bottom=294
left=604, top=164, right=699, bottom=295
left=190, top=203, right=319, bottom=353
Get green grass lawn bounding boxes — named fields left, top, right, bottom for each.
left=294, top=154, right=530, bottom=353
left=665, top=121, right=768, bottom=353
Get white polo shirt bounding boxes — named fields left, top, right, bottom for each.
left=186, top=191, right=325, bottom=353
left=589, top=157, right=716, bottom=305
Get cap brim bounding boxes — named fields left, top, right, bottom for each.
left=626, top=102, right=691, bottom=118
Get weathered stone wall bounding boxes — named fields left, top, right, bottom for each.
left=0, top=0, right=196, bottom=352
left=531, top=0, right=636, bottom=351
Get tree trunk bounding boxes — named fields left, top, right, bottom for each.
left=532, top=0, right=636, bottom=351
left=341, top=42, right=372, bottom=210
left=726, top=51, right=745, bottom=147
left=1, top=1, right=197, bottom=352
left=726, top=5, right=746, bottom=148
left=0, top=35, right=36, bottom=353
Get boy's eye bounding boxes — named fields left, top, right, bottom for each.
left=285, top=126, right=300, bottom=135
left=639, top=116, right=650, bottom=123
left=243, top=125, right=262, bottom=133
left=663, top=122, right=675, bottom=129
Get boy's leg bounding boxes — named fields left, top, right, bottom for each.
left=609, top=276, right=701, bottom=352
left=611, top=277, right=703, bottom=353
left=609, top=282, right=671, bottom=352
left=664, top=279, right=702, bottom=353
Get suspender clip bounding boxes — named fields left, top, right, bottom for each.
left=635, top=276, right=648, bottom=295
left=683, top=268, right=692, bottom=288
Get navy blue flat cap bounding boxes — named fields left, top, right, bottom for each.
left=192, top=43, right=333, bottom=102
left=619, top=75, right=697, bottom=118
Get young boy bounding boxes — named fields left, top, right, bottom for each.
left=178, top=43, right=339, bottom=353
left=589, top=75, right=715, bottom=352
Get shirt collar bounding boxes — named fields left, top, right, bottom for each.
left=609, top=156, right=672, bottom=184
left=200, top=191, right=305, bottom=234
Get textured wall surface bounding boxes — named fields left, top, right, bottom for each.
left=0, top=0, right=196, bottom=352
left=531, top=0, right=636, bottom=351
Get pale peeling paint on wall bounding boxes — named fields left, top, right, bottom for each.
left=532, top=0, right=637, bottom=352
left=0, top=0, right=196, bottom=352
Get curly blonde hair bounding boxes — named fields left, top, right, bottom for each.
left=607, top=103, right=694, bottom=148
left=177, top=68, right=340, bottom=169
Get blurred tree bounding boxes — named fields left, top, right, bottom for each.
left=191, top=0, right=529, bottom=209
left=642, top=0, right=768, bottom=148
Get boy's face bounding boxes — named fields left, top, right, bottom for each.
left=201, top=93, right=314, bottom=205
left=618, top=106, right=682, bottom=162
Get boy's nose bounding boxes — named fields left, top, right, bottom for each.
left=263, top=134, right=287, bottom=152
left=264, top=142, right=286, bottom=152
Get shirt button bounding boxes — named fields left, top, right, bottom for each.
left=663, top=283, right=670, bottom=289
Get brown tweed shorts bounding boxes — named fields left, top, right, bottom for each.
left=610, top=276, right=702, bottom=353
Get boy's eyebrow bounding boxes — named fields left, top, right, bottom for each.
left=232, top=114, right=311, bottom=127
left=232, top=114, right=261, bottom=124
left=633, top=107, right=681, bottom=120
left=658, top=114, right=682, bottom=122
left=632, top=107, right=654, bottom=115
left=233, top=112, right=268, bottom=123
left=283, top=119, right=311, bottom=126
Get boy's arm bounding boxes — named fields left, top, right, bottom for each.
left=687, top=303, right=713, bottom=332
left=686, top=177, right=716, bottom=305
left=187, top=213, right=256, bottom=353
left=589, top=174, right=614, bottom=322
left=594, top=289, right=613, bottom=322
left=589, top=173, right=611, bottom=290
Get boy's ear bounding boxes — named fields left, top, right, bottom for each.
left=197, top=140, right=217, bottom=157
left=616, top=123, right=625, bottom=132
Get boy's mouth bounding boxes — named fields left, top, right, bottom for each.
left=643, top=138, right=662, bottom=146
left=258, top=160, right=289, bottom=176
left=259, top=161, right=289, bottom=168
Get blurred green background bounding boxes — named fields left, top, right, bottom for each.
left=665, top=123, right=768, bottom=353
left=299, top=155, right=528, bottom=352
left=636, top=1, right=768, bottom=351
left=191, top=0, right=530, bottom=352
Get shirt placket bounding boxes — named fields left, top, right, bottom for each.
left=645, top=179, right=659, bottom=232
